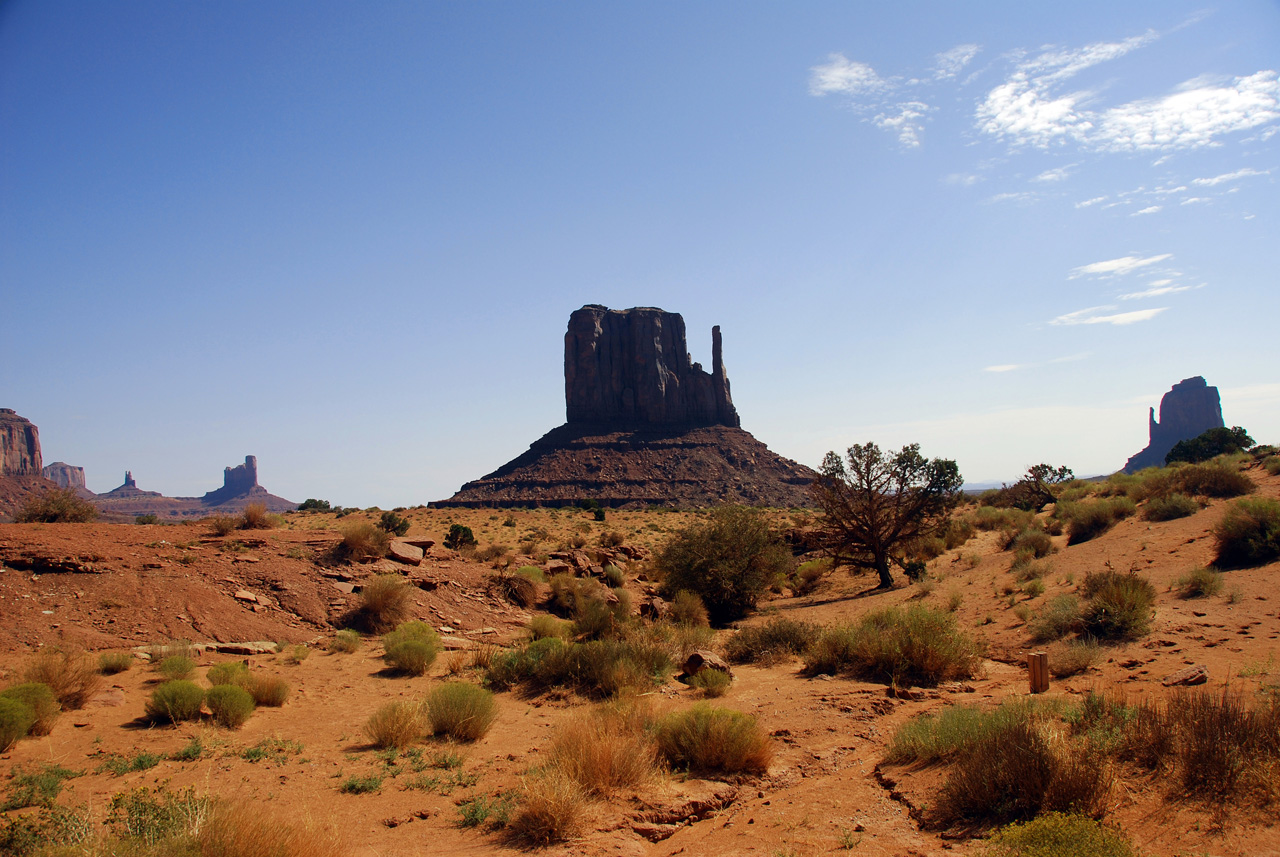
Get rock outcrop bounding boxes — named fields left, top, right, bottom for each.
left=440, top=305, right=815, bottom=508
left=42, top=462, right=87, bottom=491
left=1124, top=377, right=1225, bottom=473
left=0, top=409, right=43, bottom=476
left=202, top=456, right=260, bottom=505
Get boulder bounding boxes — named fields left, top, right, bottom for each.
left=681, top=650, right=732, bottom=679
left=388, top=541, right=424, bottom=566
left=1162, top=664, right=1210, bottom=687
left=640, top=596, right=670, bottom=621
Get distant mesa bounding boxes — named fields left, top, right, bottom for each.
left=438, top=305, right=815, bottom=508
left=41, top=462, right=95, bottom=500
left=1123, top=376, right=1225, bottom=473
left=94, top=455, right=297, bottom=519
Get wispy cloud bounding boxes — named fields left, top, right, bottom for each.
left=809, top=54, right=886, bottom=96
left=1050, top=306, right=1168, bottom=325
left=984, top=364, right=1022, bottom=373
left=1131, top=205, right=1162, bottom=216
left=1033, top=165, right=1075, bottom=182
left=1069, top=254, right=1172, bottom=278
left=1075, top=196, right=1107, bottom=208
left=1050, top=352, right=1091, bottom=363
left=946, top=172, right=982, bottom=187
left=934, top=44, right=981, bottom=80
left=874, top=101, right=931, bottom=147
left=1119, top=283, right=1191, bottom=299
left=1181, top=196, right=1210, bottom=204
left=1191, top=167, right=1271, bottom=186
left=987, top=191, right=1038, bottom=204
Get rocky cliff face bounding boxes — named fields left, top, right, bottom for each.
left=1124, top=377, right=1225, bottom=472
left=0, top=409, right=43, bottom=477
left=42, top=462, right=88, bottom=493
left=565, top=305, right=740, bottom=430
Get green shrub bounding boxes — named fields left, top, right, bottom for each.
left=157, top=655, right=196, bottom=681
left=206, top=660, right=250, bottom=687
left=364, top=701, right=422, bottom=750
left=425, top=682, right=498, bottom=741
left=1166, top=426, right=1254, bottom=465
left=724, top=617, right=816, bottom=664
left=1170, top=461, right=1255, bottom=498
left=1030, top=595, right=1082, bottom=643
left=1058, top=498, right=1136, bottom=545
left=1009, top=528, right=1053, bottom=558
left=1264, top=455, right=1280, bottom=476
left=135, top=513, right=159, bottom=524
left=205, top=685, right=255, bottom=729
left=602, top=564, right=625, bottom=588
left=886, top=697, right=1065, bottom=765
left=297, top=498, right=331, bottom=512
left=971, top=506, right=1035, bottom=532
left=528, top=615, right=571, bottom=640
left=794, top=557, right=832, bottom=594
left=248, top=675, right=290, bottom=707
left=383, top=620, right=441, bottom=676
left=1143, top=492, right=1199, bottom=522
left=803, top=604, right=981, bottom=687
left=668, top=590, right=710, bottom=627
left=339, top=774, right=383, bottom=794
left=338, top=521, right=391, bottom=562
left=655, top=506, right=792, bottom=624
left=14, top=488, right=98, bottom=523
left=444, top=524, right=477, bottom=550
left=98, top=652, right=134, bottom=675
left=654, top=704, right=772, bottom=774
left=515, top=565, right=546, bottom=583
left=1023, top=579, right=1045, bottom=599
left=943, top=517, right=976, bottom=549
left=1080, top=571, right=1155, bottom=640
left=145, top=680, right=205, bottom=724
left=486, top=637, right=671, bottom=699
left=0, top=763, right=80, bottom=811
left=326, top=629, right=362, bottom=653
left=22, top=649, right=101, bottom=710
left=983, top=812, right=1138, bottom=857
left=357, top=574, right=412, bottom=633
left=378, top=510, right=411, bottom=536
left=0, top=697, right=36, bottom=752
left=1213, top=497, right=1280, bottom=568
left=689, top=668, right=732, bottom=697
left=0, top=684, right=59, bottom=736
left=1175, top=567, right=1222, bottom=599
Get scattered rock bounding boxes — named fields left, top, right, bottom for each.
left=234, top=590, right=259, bottom=604
left=388, top=541, right=424, bottom=566
left=215, top=641, right=277, bottom=656
left=1162, top=664, right=1209, bottom=687
left=681, top=650, right=732, bottom=679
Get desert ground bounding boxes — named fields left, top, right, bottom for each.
left=2, top=462, right=1279, bottom=857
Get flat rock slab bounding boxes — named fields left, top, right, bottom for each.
left=215, top=641, right=278, bottom=656
left=403, top=539, right=436, bottom=550
left=389, top=541, right=424, bottom=566
left=234, top=590, right=259, bottom=603
left=1162, top=663, right=1209, bottom=686
left=439, top=635, right=474, bottom=651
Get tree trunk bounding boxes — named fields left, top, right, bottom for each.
left=874, top=556, right=894, bottom=590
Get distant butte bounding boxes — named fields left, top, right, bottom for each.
left=1123, top=376, right=1226, bottom=473
left=438, top=305, right=815, bottom=508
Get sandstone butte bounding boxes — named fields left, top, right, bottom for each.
left=438, top=304, right=816, bottom=508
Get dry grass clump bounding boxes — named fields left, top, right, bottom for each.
left=23, top=648, right=102, bottom=710
left=654, top=704, right=772, bottom=775
left=248, top=675, right=290, bottom=707
left=337, top=521, right=392, bottom=562
left=98, top=651, right=134, bottom=674
left=485, top=637, right=671, bottom=699
left=1143, top=492, right=1199, bottom=522
left=688, top=668, right=732, bottom=697
left=207, top=661, right=251, bottom=688
left=382, top=620, right=441, bottom=676
left=1212, top=496, right=1280, bottom=568
left=357, top=574, right=412, bottom=633
left=1007, top=528, right=1053, bottom=558
left=0, top=683, right=60, bottom=736
left=425, top=682, right=498, bottom=741
left=1030, top=595, right=1082, bottom=643
left=668, top=590, right=710, bottom=627
left=1175, top=566, right=1223, bottom=599
left=364, top=700, right=423, bottom=749
left=1057, top=498, right=1136, bottom=545
left=803, top=604, right=982, bottom=687
left=1047, top=639, right=1102, bottom=678
left=237, top=502, right=277, bottom=530
left=982, top=812, right=1138, bottom=857
left=724, top=616, right=816, bottom=664
left=528, top=615, right=572, bottom=641
left=1264, top=455, right=1280, bottom=476
left=15, top=487, right=98, bottom=523
left=146, top=680, right=206, bottom=724
left=158, top=655, right=197, bottom=681
left=326, top=629, right=362, bottom=653
left=546, top=703, right=658, bottom=795
left=509, top=768, right=586, bottom=846
left=1170, top=461, right=1255, bottom=498
left=490, top=571, right=539, bottom=607
left=197, top=798, right=347, bottom=857
left=1079, top=570, right=1155, bottom=641
left=206, top=685, right=255, bottom=729
left=209, top=515, right=239, bottom=536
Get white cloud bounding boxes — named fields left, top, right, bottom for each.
left=984, top=364, right=1022, bottom=373
left=1069, top=253, right=1172, bottom=278
left=809, top=54, right=886, bottom=96
left=1131, top=205, right=1162, bottom=216
left=1050, top=306, right=1168, bottom=326
left=986, top=191, right=1037, bottom=204
left=1191, top=167, right=1270, bottom=186
left=934, top=44, right=981, bottom=80
left=973, top=27, right=1280, bottom=153
left=1075, top=196, right=1107, bottom=208
left=1050, top=352, right=1091, bottom=363
left=1119, top=283, right=1191, bottom=299
left=945, top=172, right=982, bottom=187
left=1033, top=165, right=1075, bottom=182
left=1181, top=196, right=1210, bottom=204
left=873, top=101, right=932, bottom=146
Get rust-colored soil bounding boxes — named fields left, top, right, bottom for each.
left=2, top=476, right=1279, bottom=856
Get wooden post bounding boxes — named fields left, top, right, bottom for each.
left=1028, top=651, right=1049, bottom=693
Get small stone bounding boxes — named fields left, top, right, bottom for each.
left=1162, top=664, right=1209, bottom=687
left=234, top=590, right=259, bottom=603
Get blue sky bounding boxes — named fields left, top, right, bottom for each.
left=3, top=2, right=1277, bottom=506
